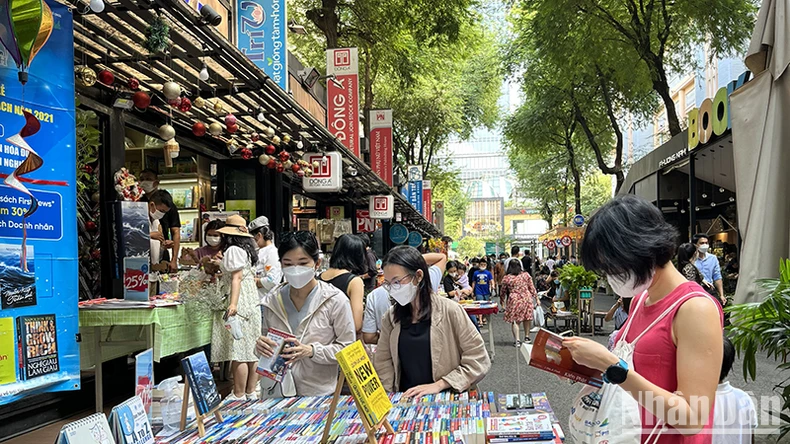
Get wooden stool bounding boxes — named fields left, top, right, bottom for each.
left=593, top=311, right=608, bottom=334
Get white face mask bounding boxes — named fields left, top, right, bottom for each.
left=283, top=265, right=315, bottom=289
left=607, top=272, right=654, bottom=298
left=389, top=281, right=418, bottom=306
left=205, top=235, right=221, bottom=247
left=140, top=180, right=156, bottom=193
left=151, top=209, right=166, bottom=220
left=698, top=244, right=710, bottom=254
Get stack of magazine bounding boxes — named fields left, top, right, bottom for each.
left=486, top=414, right=558, bottom=443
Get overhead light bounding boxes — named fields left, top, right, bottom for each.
left=199, top=63, right=209, bottom=81
left=90, top=0, right=105, bottom=13
left=297, top=67, right=321, bottom=89
left=288, top=19, right=306, bottom=34
left=256, top=106, right=265, bottom=122
left=199, top=5, right=222, bottom=26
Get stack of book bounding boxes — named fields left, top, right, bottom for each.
left=486, top=413, right=558, bottom=443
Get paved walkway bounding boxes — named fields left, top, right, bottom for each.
left=476, top=293, right=785, bottom=443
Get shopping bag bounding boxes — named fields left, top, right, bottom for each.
left=260, top=368, right=296, bottom=399
left=533, top=304, right=545, bottom=328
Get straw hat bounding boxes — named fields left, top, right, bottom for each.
left=216, top=214, right=253, bottom=237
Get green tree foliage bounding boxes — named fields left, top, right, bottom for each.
left=457, top=236, right=485, bottom=259
left=580, top=174, right=614, bottom=218
left=513, top=0, right=756, bottom=137
left=430, top=161, right=468, bottom=240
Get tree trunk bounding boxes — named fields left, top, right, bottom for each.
left=566, top=142, right=582, bottom=216
left=651, top=56, right=682, bottom=136
left=362, top=44, right=374, bottom=113
left=306, top=0, right=340, bottom=49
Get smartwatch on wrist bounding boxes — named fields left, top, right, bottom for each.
left=603, top=358, right=629, bottom=384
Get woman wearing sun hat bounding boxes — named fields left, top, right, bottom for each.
left=211, top=214, right=262, bottom=401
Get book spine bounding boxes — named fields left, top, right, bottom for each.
left=16, top=317, right=25, bottom=380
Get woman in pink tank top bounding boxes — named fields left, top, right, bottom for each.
left=564, top=195, right=724, bottom=443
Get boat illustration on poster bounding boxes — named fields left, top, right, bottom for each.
left=0, top=243, right=36, bottom=309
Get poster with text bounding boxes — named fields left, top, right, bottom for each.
left=235, top=0, right=287, bottom=90
left=0, top=1, right=79, bottom=404
left=368, top=109, right=392, bottom=186
left=326, top=48, right=359, bottom=157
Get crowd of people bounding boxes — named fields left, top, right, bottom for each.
left=164, top=192, right=754, bottom=443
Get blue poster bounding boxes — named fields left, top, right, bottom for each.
left=0, top=1, right=79, bottom=404
left=407, top=181, right=423, bottom=214
left=236, top=0, right=288, bottom=90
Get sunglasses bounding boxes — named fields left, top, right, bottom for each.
left=280, top=230, right=319, bottom=245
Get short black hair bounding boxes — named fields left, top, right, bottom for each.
left=446, top=260, right=460, bottom=272
left=330, top=234, right=367, bottom=275
left=580, top=195, right=678, bottom=288
left=278, top=231, right=320, bottom=262
left=140, top=168, right=159, bottom=178
left=471, top=257, right=479, bottom=263
left=357, top=233, right=370, bottom=249
left=677, top=243, right=697, bottom=269
left=511, top=246, right=520, bottom=256
left=506, top=259, right=523, bottom=276
left=148, top=190, right=172, bottom=209
left=251, top=224, right=274, bottom=241
left=383, top=246, right=432, bottom=324
left=721, top=335, right=735, bottom=383
left=692, top=233, right=709, bottom=245
left=204, top=219, right=225, bottom=233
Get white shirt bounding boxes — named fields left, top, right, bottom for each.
left=362, top=287, right=391, bottom=334
left=545, top=259, right=556, bottom=272
left=429, top=265, right=442, bottom=294
left=713, top=381, right=757, bottom=444
left=256, top=244, right=282, bottom=301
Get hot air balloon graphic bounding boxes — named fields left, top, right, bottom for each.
left=0, top=0, right=54, bottom=85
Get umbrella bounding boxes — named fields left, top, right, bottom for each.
left=730, top=0, right=790, bottom=303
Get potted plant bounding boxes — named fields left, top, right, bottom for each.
left=557, top=264, right=598, bottom=312
left=727, top=258, right=790, bottom=440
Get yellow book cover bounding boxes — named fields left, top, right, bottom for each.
left=335, top=340, right=392, bottom=426
left=0, top=318, right=16, bottom=384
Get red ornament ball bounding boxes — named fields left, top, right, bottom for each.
left=132, top=91, right=151, bottom=109
left=265, top=144, right=276, bottom=155
left=251, top=133, right=260, bottom=142
left=291, top=163, right=301, bottom=173
left=98, top=70, right=114, bottom=85
left=278, top=151, right=290, bottom=162
left=168, top=98, right=181, bottom=107
left=85, top=221, right=97, bottom=231
left=192, top=121, right=207, bottom=137
left=91, top=249, right=101, bottom=259
left=267, top=159, right=277, bottom=169
left=296, top=169, right=305, bottom=177
left=276, top=162, right=285, bottom=173
left=179, top=97, right=192, bottom=113
left=127, top=78, right=140, bottom=90
left=227, top=123, right=239, bottom=134
left=240, top=148, right=253, bottom=160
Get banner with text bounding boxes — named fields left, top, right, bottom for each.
left=236, top=0, right=288, bottom=90
left=368, top=109, right=392, bottom=186
left=408, top=181, right=423, bottom=214
left=0, top=1, right=79, bottom=404
left=326, top=48, right=360, bottom=157
left=422, top=180, right=432, bottom=223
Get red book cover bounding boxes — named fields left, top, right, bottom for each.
left=527, top=329, right=603, bottom=387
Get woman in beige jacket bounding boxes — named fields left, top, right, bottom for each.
left=374, top=246, right=491, bottom=398
left=255, top=231, right=356, bottom=396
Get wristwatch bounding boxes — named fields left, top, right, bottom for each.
left=603, top=358, right=629, bottom=384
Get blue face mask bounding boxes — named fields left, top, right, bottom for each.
left=554, top=279, right=560, bottom=285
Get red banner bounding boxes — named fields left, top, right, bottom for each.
left=327, top=48, right=360, bottom=157
left=369, top=109, right=393, bottom=186
left=356, top=209, right=375, bottom=233
left=422, top=180, right=433, bottom=223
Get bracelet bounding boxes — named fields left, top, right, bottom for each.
left=309, top=344, right=315, bottom=358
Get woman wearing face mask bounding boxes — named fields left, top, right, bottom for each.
left=548, top=271, right=568, bottom=310
left=249, top=216, right=282, bottom=302
left=255, top=231, right=355, bottom=396
left=147, top=191, right=173, bottom=265
left=375, top=246, right=490, bottom=398
left=191, top=220, right=225, bottom=262
left=442, top=261, right=471, bottom=301
left=564, top=195, right=723, bottom=442
left=677, top=243, right=703, bottom=285
left=210, top=215, right=261, bottom=401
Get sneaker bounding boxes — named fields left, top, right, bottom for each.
left=514, top=340, right=521, bottom=348
left=225, top=392, right=246, bottom=401
left=530, top=327, right=540, bottom=333
left=245, top=391, right=259, bottom=401
left=523, top=337, right=532, bottom=344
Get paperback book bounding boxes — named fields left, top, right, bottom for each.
left=335, top=340, right=392, bottom=427
left=525, top=329, right=603, bottom=387
left=487, top=413, right=555, bottom=440
left=180, top=351, right=221, bottom=415
left=255, top=328, right=295, bottom=382
left=16, top=314, right=59, bottom=380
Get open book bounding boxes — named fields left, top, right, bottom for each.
left=522, top=329, right=603, bottom=387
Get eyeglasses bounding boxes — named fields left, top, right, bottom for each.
left=280, top=230, right=318, bottom=245
left=381, top=274, right=414, bottom=292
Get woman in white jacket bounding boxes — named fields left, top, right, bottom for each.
left=255, top=231, right=356, bottom=396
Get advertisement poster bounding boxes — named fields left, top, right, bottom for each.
left=368, top=109, right=392, bottom=186
left=356, top=210, right=374, bottom=233
left=326, top=48, right=360, bottom=157
left=0, top=1, right=79, bottom=404
left=407, top=181, right=423, bottom=214
left=422, top=180, right=432, bottom=223
left=235, top=0, right=287, bottom=90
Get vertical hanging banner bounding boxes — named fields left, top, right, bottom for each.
left=422, top=180, right=432, bottom=223
left=368, top=109, right=392, bottom=186
left=236, top=0, right=288, bottom=90
left=408, top=181, right=423, bottom=214
left=0, top=1, right=79, bottom=404
left=326, top=48, right=360, bottom=157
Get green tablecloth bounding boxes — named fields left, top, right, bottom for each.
left=79, top=304, right=213, bottom=367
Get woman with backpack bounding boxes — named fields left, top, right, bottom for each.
left=564, top=195, right=723, bottom=442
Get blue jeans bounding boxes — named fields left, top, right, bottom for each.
left=475, top=293, right=491, bottom=301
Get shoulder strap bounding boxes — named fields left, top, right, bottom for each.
left=616, top=290, right=650, bottom=341
left=630, top=291, right=712, bottom=345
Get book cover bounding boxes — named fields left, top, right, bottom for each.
left=134, top=349, right=154, bottom=422
left=335, top=340, right=392, bottom=427
left=256, top=328, right=295, bottom=382
left=58, top=412, right=114, bottom=444
left=0, top=243, right=36, bottom=309
left=110, top=395, right=154, bottom=444
left=180, top=351, right=220, bottom=415
left=0, top=317, right=16, bottom=384
left=17, top=314, right=59, bottom=380
left=486, top=413, right=554, bottom=438
left=496, top=394, right=534, bottom=412
left=526, top=329, right=603, bottom=388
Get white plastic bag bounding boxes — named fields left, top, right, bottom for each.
left=533, top=304, right=546, bottom=328
left=224, top=315, right=244, bottom=341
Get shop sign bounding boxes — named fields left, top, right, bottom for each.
left=369, top=195, right=394, bottom=219
left=369, top=109, right=393, bottom=186
left=408, top=231, right=423, bottom=248
left=407, top=165, right=423, bottom=182
left=356, top=210, right=375, bottom=233
left=422, top=180, right=432, bottom=223
left=235, top=0, right=288, bottom=90
left=390, top=224, right=409, bottom=244
left=326, top=48, right=360, bottom=157
left=688, top=71, right=750, bottom=151
left=573, top=214, right=585, bottom=227
left=407, top=180, right=423, bottom=213
left=302, top=152, right=343, bottom=192
left=658, top=148, right=689, bottom=168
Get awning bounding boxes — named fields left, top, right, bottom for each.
left=730, top=0, right=790, bottom=303
left=538, top=226, right=585, bottom=242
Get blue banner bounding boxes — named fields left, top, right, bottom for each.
left=236, top=0, right=288, bottom=90
left=0, top=1, right=79, bottom=404
left=408, top=181, right=423, bottom=214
